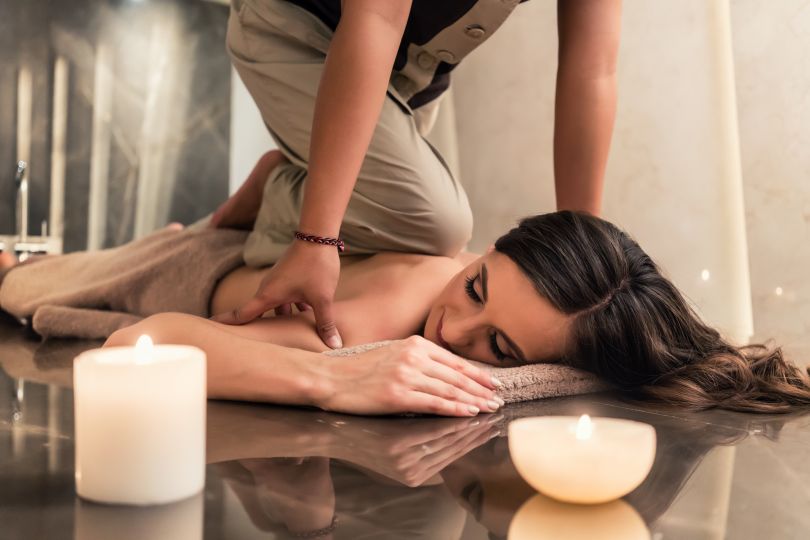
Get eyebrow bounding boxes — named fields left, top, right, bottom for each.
left=481, top=263, right=527, bottom=363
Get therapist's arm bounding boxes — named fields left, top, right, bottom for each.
left=212, top=0, right=413, bottom=344
left=299, top=0, right=412, bottom=237
left=553, top=0, right=622, bottom=216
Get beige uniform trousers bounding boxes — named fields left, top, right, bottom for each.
left=228, top=0, right=473, bottom=266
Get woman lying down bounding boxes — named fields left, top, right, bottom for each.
left=2, top=211, right=809, bottom=416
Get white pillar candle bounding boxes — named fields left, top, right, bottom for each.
left=74, top=336, right=206, bottom=505
left=508, top=415, right=656, bottom=505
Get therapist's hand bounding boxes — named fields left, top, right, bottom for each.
left=212, top=240, right=343, bottom=349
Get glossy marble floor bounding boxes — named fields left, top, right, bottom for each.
left=1, top=315, right=808, bottom=540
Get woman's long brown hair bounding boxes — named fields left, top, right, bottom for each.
left=495, top=211, right=810, bottom=413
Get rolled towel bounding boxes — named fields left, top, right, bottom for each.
left=324, top=341, right=610, bottom=404
left=0, top=227, right=248, bottom=339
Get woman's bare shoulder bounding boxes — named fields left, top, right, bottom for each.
left=364, top=252, right=471, bottom=274
left=339, top=253, right=463, bottom=296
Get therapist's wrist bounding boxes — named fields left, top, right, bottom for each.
left=294, top=231, right=346, bottom=252
left=297, top=213, right=342, bottom=238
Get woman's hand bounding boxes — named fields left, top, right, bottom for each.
left=315, top=336, right=504, bottom=416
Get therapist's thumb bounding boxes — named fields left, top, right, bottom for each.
left=212, top=294, right=270, bottom=325
left=313, top=299, right=342, bottom=349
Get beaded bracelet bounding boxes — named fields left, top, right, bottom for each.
left=289, top=515, right=339, bottom=538
left=294, top=231, right=346, bottom=252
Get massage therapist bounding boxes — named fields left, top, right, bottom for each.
left=209, top=0, right=622, bottom=349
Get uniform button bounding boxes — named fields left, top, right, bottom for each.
left=436, top=49, right=456, bottom=63
left=464, top=24, right=486, bottom=39
left=417, top=51, right=436, bottom=70
left=393, top=73, right=409, bottom=88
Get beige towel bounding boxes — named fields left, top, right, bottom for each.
left=0, top=228, right=248, bottom=339
left=325, top=341, right=610, bottom=404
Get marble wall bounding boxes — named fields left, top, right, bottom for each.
left=0, top=0, right=231, bottom=252
left=450, top=0, right=808, bottom=364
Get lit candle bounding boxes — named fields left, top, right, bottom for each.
left=508, top=415, right=656, bottom=504
left=74, top=336, right=206, bottom=505
left=509, top=493, right=649, bottom=540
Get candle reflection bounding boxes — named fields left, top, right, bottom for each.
left=74, top=493, right=203, bottom=540
left=508, top=493, right=649, bottom=540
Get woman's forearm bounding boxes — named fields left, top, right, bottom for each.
left=104, top=313, right=330, bottom=407
left=299, top=1, right=411, bottom=237
left=105, top=313, right=501, bottom=417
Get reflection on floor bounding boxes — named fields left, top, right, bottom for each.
left=1, top=317, right=808, bottom=540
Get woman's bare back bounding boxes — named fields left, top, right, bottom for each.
left=207, top=252, right=467, bottom=351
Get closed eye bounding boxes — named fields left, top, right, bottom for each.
left=464, top=275, right=481, bottom=303
left=464, top=274, right=510, bottom=362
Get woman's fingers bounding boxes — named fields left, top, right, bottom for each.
left=405, top=392, right=486, bottom=417
left=415, top=354, right=503, bottom=407
left=412, top=374, right=501, bottom=414
left=423, top=340, right=503, bottom=390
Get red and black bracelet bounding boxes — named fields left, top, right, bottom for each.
left=294, top=231, right=346, bottom=252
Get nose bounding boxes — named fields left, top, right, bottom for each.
left=441, top=311, right=485, bottom=352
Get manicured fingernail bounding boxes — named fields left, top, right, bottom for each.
left=491, top=376, right=503, bottom=388
left=494, top=396, right=505, bottom=407
left=487, top=400, right=500, bottom=410
left=327, top=336, right=343, bottom=349
left=470, top=419, right=481, bottom=427
left=468, top=405, right=480, bottom=415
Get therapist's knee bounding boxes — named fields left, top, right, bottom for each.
left=420, top=196, right=474, bottom=257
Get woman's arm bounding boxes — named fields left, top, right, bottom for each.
left=104, top=313, right=502, bottom=416
left=106, top=313, right=325, bottom=405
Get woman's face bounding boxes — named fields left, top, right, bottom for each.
left=423, top=250, right=573, bottom=366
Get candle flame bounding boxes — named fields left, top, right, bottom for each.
left=135, top=335, right=153, bottom=364
left=575, top=414, right=593, bottom=440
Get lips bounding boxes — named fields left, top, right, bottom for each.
left=436, top=311, right=454, bottom=353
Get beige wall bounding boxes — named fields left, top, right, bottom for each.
left=731, top=0, right=810, bottom=361
left=451, top=0, right=807, bottom=358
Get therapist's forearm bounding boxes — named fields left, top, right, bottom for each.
left=553, top=72, right=617, bottom=216
left=298, top=3, right=410, bottom=237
